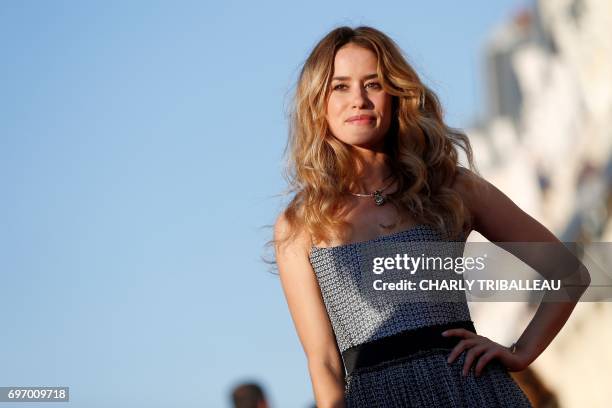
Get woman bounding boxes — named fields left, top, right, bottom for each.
left=273, top=26, right=589, bottom=407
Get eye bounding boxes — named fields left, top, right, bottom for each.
left=332, top=82, right=381, bottom=91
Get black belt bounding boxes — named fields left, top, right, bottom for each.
left=341, top=320, right=476, bottom=376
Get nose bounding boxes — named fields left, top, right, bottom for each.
left=351, top=85, right=368, bottom=109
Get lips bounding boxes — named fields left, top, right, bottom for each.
left=346, top=114, right=376, bottom=122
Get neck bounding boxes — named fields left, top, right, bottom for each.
left=351, top=148, right=393, bottom=193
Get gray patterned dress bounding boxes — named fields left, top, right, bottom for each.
left=308, top=224, right=533, bottom=407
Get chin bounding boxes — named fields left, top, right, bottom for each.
left=345, top=137, right=385, bottom=150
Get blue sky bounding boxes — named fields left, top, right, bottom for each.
left=1, top=1, right=530, bottom=406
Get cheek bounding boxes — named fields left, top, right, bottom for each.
left=328, top=97, right=339, bottom=111
left=380, top=97, right=393, bottom=121
left=379, top=95, right=391, bottom=110
left=326, top=100, right=342, bottom=124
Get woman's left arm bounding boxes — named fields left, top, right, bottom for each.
left=445, top=170, right=591, bottom=377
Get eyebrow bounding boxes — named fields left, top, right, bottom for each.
left=331, top=73, right=379, bottom=81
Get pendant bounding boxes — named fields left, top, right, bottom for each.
left=373, top=190, right=386, bottom=206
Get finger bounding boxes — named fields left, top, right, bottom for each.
left=447, top=338, right=479, bottom=364
left=462, top=345, right=487, bottom=376
left=442, top=328, right=476, bottom=339
left=474, top=350, right=499, bottom=377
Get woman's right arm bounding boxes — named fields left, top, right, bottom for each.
left=274, top=213, right=347, bottom=408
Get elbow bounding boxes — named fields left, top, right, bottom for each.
left=578, top=263, right=591, bottom=290
left=558, top=262, right=591, bottom=302
left=573, top=264, right=591, bottom=299
left=307, top=355, right=345, bottom=380
left=582, top=266, right=591, bottom=292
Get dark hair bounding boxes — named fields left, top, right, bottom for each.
left=230, top=382, right=267, bottom=408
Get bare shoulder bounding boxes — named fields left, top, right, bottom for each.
left=450, top=168, right=559, bottom=242
left=273, top=211, right=291, bottom=244
left=273, top=211, right=311, bottom=256
left=450, top=167, right=489, bottom=218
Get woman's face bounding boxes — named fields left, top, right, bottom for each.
left=325, top=44, right=393, bottom=150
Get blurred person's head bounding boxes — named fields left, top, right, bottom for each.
left=230, top=382, right=268, bottom=408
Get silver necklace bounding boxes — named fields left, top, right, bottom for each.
left=349, top=177, right=395, bottom=206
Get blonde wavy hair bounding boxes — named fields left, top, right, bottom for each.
left=277, top=25, right=480, bottom=249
